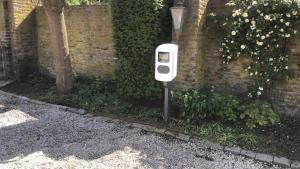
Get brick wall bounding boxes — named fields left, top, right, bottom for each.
left=179, top=0, right=300, bottom=116
left=174, top=0, right=209, bottom=88
left=36, top=5, right=116, bottom=78
left=0, top=0, right=14, bottom=80
left=11, top=0, right=38, bottom=78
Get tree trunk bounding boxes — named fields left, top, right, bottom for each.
left=42, top=0, right=73, bottom=94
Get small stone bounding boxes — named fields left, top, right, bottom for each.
left=255, top=153, right=274, bottom=163
left=176, top=133, right=190, bottom=142
left=240, top=149, right=256, bottom=159
left=77, top=109, right=87, bottom=115
left=291, top=161, right=300, bottom=169
left=224, top=146, right=241, bottom=155
left=273, top=156, right=290, bottom=168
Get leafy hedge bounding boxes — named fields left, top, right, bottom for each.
left=111, top=0, right=172, bottom=100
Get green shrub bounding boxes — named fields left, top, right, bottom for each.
left=172, top=89, right=240, bottom=124
left=239, top=102, right=280, bottom=129
left=111, top=0, right=172, bottom=100
left=45, top=78, right=119, bottom=112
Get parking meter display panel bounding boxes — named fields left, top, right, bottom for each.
left=155, top=44, right=178, bottom=82
left=158, top=52, right=170, bottom=63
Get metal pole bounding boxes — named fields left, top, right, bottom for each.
left=163, top=82, right=170, bottom=122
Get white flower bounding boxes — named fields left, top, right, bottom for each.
left=241, top=45, right=246, bottom=49
left=294, top=30, right=298, bottom=34
left=245, top=19, right=250, bottom=23
left=231, top=31, right=237, bottom=35
left=269, top=58, right=273, bottom=61
left=209, top=13, right=216, bottom=17
left=280, top=19, right=284, bottom=23
left=251, top=20, right=256, bottom=25
left=252, top=1, right=258, bottom=5
left=261, top=36, right=266, bottom=40
left=285, top=34, right=291, bottom=38
left=242, top=12, right=248, bottom=18
left=259, top=87, right=264, bottom=91
left=257, top=41, right=263, bottom=46
left=267, top=79, right=270, bottom=82
left=264, top=15, right=271, bottom=20
left=227, top=56, right=232, bottom=59
left=226, top=2, right=235, bottom=6
left=280, top=29, right=284, bottom=32
left=257, top=91, right=262, bottom=96
left=292, top=11, right=298, bottom=16
left=286, top=22, right=290, bottom=26
left=287, top=14, right=291, bottom=18
left=285, top=66, right=289, bottom=69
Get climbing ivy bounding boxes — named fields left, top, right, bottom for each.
left=111, top=0, right=172, bottom=100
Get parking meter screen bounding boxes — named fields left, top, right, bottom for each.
left=158, top=52, right=170, bottom=63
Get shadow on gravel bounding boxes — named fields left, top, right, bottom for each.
left=0, top=100, right=188, bottom=169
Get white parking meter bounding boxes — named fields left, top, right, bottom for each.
left=155, top=44, right=178, bottom=122
left=155, top=44, right=178, bottom=82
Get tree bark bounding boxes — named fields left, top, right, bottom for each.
left=42, top=0, right=73, bottom=93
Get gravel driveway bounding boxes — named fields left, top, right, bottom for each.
left=0, top=92, right=283, bottom=169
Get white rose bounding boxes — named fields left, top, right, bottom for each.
left=280, top=19, right=284, bottom=22
left=241, top=45, right=246, bottom=49
left=286, top=22, right=290, bottom=26
left=242, top=12, right=248, bottom=18
left=245, top=19, right=250, bottom=23
left=251, top=20, right=256, bottom=25
left=252, top=1, right=258, bottom=5
left=285, top=66, right=289, bottom=69
left=257, top=91, right=262, bottom=96
left=292, top=11, right=298, bottom=16
left=257, top=41, right=263, bottom=46
left=231, top=31, right=237, bottom=35
left=261, top=36, right=266, bottom=40
left=264, top=15, right=271, bottom=20
left=287, top=14, right=291, bottom=17
left=259, top=87, right=264, bottom=91
left=280, top=29, right=284, bottom=32
left=285, top=34, right=291, bottom=38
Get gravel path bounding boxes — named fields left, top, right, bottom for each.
left=0, top=92, right=283, bottom=169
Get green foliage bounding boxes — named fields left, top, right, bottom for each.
left=172, top=89, right=280, bottom=129
left=239, top=102, right=280, bottom=129
left=111, top=0, right=172, bottom=100
left=212, top=0, right=300, bottom=98
left=172, top=89, right=240, bottom=124
left=45, top=78, right=119, bottom=112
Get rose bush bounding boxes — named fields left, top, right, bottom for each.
left=216, top=0, right=299, bottom=98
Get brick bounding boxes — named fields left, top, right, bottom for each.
left=138, top=124, right=156, bottom=132
left=240, top=149, right=256, bottom=159
left=255, top=153, right=274, bottom=163
left=154, top=128, right=166, bottom=135
left=224, top=146, right=241, bottom=155
left=291, top=161, right=300, bottom=169
left=176, top=133, right=190, bottom=142
left=273, top=156, right=290, bottom=168
left=165, top=130, right=177, bottom=137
